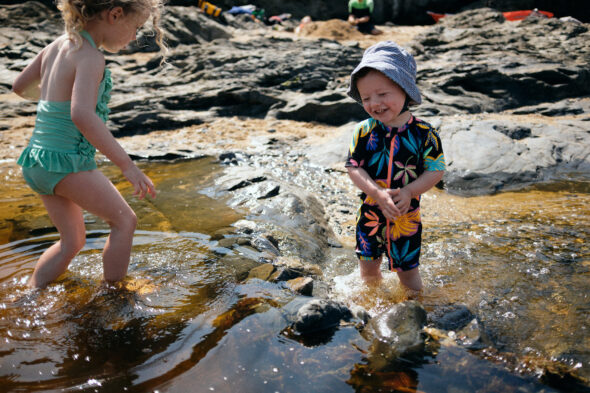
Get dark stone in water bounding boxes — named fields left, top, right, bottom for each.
left=454, top=318, right=491, bottom=350
left=251, top=236, right=281, bottom=256
left=364, top=301, right=428, bottom=370
left=271, top=266, right=304, bottom=282
left=246, top=263, right=276, bottom=281
left=216, top=237, right=237, bottom=249
left=428, top=304, right=475, bottom=331
left=293, top=299, right=352, bottom=334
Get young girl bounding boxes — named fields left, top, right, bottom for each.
left=345, top=41, right=446, bottom=292
left=12, top=0, right=166, bottom=288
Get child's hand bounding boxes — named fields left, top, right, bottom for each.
left=122, top=164, right=157, bottom=199
left=375, top=188, right=401, bottom=220
left=392, top=187, right=412, bottom=216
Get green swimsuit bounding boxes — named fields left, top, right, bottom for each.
left=17, top=30, right=112, bottom=195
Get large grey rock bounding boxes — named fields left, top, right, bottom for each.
left=213, top=163, right=343, bottom=264
left=439, top=117, right=590, bottom=195
left=412, top=8, right=590, bottom=116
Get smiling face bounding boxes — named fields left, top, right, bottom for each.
left=356, top=69, right=409, bottom=128
left=102, top=7, right=150, bottom=53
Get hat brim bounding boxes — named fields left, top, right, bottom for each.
left=347, top=63, right=421, bottom=106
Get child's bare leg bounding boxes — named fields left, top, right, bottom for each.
left=359, top=257, right=383, bottom=283
left=55, top=169, right=137, bottom=283
left=396, top=267, right=423, bottom=292
left=28, top=195, right=86, bottom=288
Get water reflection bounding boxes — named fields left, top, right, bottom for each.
left=325, top=180, right=589, bottom=391
left=0, top=158, right=245, bottom=391
left=0, top=228, right=236, bottom=391
left=421, top=187, right=589, bottom=370
left=0, top=156, right=588, bottom=392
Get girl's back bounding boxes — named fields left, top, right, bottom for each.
left=39, top=35, right=103, bottom=102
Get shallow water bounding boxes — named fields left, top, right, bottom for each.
left=0, top=158, right=588, bottom=392
left=332, top=185, right=590, bottom=390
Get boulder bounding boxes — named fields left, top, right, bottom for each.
left=363, top=301, right=427, bottom=370
left=412, top=9, right=590, bottom=116
left=293, top=299, right=353, bottom=334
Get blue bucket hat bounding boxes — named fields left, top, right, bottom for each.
left=347, top=41, right=421, bottom=106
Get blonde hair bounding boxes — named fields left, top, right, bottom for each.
left=57, top=0, right=166, bottom=55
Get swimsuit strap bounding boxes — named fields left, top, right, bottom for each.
left=79, top=30, right=97, bottom=49
left=78, top=30, right=112, bottom=122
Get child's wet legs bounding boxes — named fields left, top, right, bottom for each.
left=101, top=207, right=137, bottom=282
left=29, top=195, right=87, bottom=288
left=55, top=169, right=137, bottom=283
left=359, top=257, right=383, bottom=283
left=396, top=267, right=423, bottom=292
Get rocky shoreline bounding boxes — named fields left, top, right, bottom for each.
left=2, top=3, right=588, bottom=195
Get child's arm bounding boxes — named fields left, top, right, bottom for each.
left=71, top=54, right=156, bottom=199
left=347, top=166, right=402, bottom=219
left=393, top=170, right=444, bottom=215
left=12, top=50, right=44, bottom=101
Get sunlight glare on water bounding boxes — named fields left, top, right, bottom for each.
left=421, top=186, right=589, bottom=373
left=0, top=158, right=248, bottom=391
left=0, top=153, right=588, bottom=392
left=327, top=183, right=589, bottom=387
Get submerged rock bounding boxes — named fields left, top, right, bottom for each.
left=246, top=263, right=276, bottom=281
left=363, top=301, right=428, bottom=370
left=454, top=318, right=490, bottom=350
left=293, top=299, right=353, bottom=334
left=428, top=303, right=475, bottom=331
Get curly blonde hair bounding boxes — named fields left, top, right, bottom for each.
left=57, top=0, right=166, bottom=55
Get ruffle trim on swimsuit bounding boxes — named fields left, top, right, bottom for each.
left=17, top=99, right=98, bottom=172
left=17, top=145, right=97, bottom=173
left=78, top=30, right=112, bottom=122
left=96, top=68, right=112, bottom=123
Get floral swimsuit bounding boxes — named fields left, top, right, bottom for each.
left=345, top=115, right=445, bottom=271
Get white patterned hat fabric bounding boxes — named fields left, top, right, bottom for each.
left=347, top=41, right=422, bottom=106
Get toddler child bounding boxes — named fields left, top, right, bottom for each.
left=12, top=0, right=166, bottom=288
left=345, top=41, right=446, bottom=292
